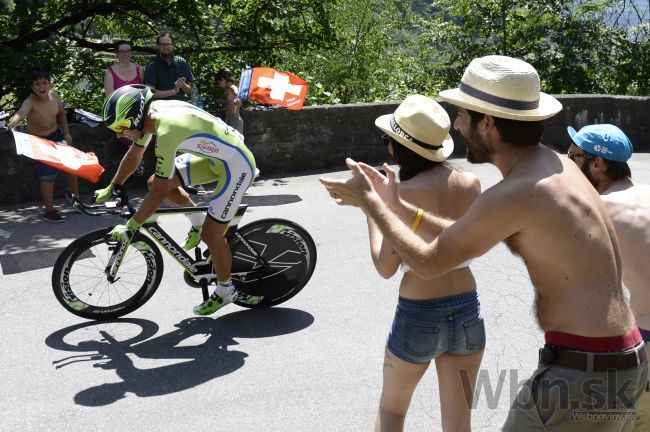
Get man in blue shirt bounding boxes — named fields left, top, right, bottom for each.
left=144, top=32, right=194, bottom=101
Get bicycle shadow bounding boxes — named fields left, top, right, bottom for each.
left=44, top=308, right=314, bottom=406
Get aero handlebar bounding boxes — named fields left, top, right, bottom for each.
left=70, top=194, right=134, bottom=218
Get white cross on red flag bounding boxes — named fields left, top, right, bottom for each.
left=238, top=68, right=308, bottom=110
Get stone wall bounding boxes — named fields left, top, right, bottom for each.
left=0, top=95, right=648, bottom=205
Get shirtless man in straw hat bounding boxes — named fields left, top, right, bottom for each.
left=566, top=123, right=650, bottom=431
left=320, top=55, right=647, bottom=431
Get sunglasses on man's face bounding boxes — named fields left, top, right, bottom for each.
left=567, top=151, right=595, bottom=161
left=382, top=134, right=393, bottom=146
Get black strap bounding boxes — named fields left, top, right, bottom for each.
left=459, top=82, right=539, bottom=111
left=390, top=117, right=443, bottom=150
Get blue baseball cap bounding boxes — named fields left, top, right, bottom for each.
left=567, top=124, right=633, bottom=162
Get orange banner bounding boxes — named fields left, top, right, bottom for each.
left=13, top=131, right=105, bottom=183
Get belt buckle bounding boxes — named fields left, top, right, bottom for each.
left=539, top=346, right=554, bottom=365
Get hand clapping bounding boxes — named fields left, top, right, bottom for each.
left=319, top=158, right=400, bottom=210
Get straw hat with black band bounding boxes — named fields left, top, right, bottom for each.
left=375, top=94, right=454, bottom=162
left=439, top=55, right=562, bottom=121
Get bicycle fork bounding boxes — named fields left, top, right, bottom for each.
left=105, top=235, right=134, bottom=283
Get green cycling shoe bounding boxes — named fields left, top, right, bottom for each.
left=182, top=225, right=202, bottom=250
left=193, top=283, right=237, bottom=315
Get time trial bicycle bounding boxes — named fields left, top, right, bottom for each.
left=52, top=195, right=317, bottom=321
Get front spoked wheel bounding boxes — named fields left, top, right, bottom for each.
left=228, top=219, right=317, bottom=308
left=52, top=228, right=164, bottom=320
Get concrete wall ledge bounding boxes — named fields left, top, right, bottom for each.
left=0, top=94, right=648, bottom=205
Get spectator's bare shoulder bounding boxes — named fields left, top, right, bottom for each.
left=20, top=94, right=36, bottom=111
left=453, top=169, right=481, bottom=197
left=11, top=95, right=37, bottom=120
left=473, top=176, right=534, bottom=223
left=396, top=177, right=429, bottom=203
left=601, top=185, right=648, bottom=219
left=49, top=90, right=63, bottom=103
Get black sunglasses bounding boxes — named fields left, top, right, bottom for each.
left=567, top=151, right=595, bottom=161
left=382, top=134, right=392, bottom=146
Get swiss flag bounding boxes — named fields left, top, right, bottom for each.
left=238, top=67, right=308, bottom=110
left=12, top=131, right=105, bottom=183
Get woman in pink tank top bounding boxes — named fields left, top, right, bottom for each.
left=103, top=40, right=144, bottom=95
left=103, top=40, right=146, bottom=175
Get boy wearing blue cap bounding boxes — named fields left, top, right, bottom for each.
left=568, top=123, right=650, bottom=431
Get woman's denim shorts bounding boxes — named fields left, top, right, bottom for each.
left=386, top=290, right=486, bottom=364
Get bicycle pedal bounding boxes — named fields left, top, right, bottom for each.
left=237, top=294, right=264, bottom=305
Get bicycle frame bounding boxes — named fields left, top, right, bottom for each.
left=73, top=198, right=257, bottom=301
left=136, top=204, right=248, bottom=275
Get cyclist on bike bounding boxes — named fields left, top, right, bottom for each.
left=97, top=84, right=257, bottom=315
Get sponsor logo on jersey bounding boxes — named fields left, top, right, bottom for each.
left=197, top=139, right=220, bottom=154
left=221, top=172, right=248, bottom=219
left=155, top=154, right=165, bottom=177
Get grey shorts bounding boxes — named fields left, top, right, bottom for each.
left=502, top=343, right=648, bottom=431
left=386, top=291, right=485, bottom=364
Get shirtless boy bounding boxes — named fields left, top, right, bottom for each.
left=7, top=71, right=79, bottom=222
left=321, top=55, right=647, bottom=431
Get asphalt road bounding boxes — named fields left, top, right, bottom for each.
left=1, top=154, right=649, bottom=432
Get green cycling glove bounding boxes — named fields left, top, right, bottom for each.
left=110, top=217, right=141, bottom=242
left=94, top=183, right=127, bottom=204
left=94, top=183, right=114, bottom=204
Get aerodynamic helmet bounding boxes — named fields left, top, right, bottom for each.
left=102, top=84, right=153, bottom=132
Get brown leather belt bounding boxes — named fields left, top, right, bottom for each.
left=539, top=343, right=647, bottom=372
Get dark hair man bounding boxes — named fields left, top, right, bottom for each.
left=568, top=123, right=650, bottom=431
left=144, top=32, right=194, bottom=101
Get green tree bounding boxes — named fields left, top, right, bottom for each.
left=0, top=0, right=337, bottom=113
left=277, top=0, right=424, bottom=104
left=416, top=0, right=649, bottom=96
left=1, top=0, right=647, bottom=118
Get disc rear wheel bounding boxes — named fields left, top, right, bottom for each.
left=228, top=219, right=317, bottom=308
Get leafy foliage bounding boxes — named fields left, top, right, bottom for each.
left=0, top=0, right=336, bottom=113
left=0, top=0, right=647, bottom=119
left=417, top=0, right=650, bottom=96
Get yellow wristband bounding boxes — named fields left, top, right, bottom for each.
left=411, top=208, right=423, bottom=232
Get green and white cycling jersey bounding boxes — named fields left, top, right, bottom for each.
left=135, top=100, right=257, bottom=222
left=135, top=100, right=255, bottom=179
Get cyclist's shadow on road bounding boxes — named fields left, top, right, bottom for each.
left=45, top=308, right=314, bottom=406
